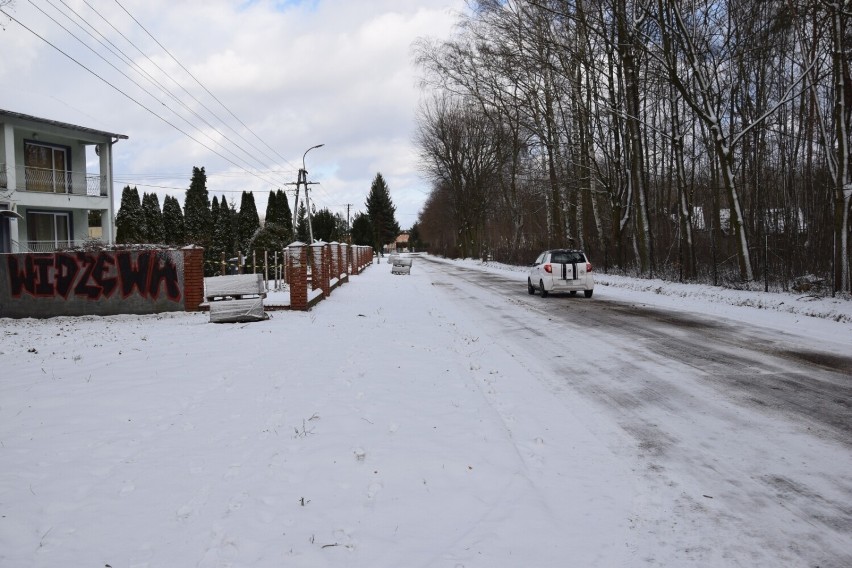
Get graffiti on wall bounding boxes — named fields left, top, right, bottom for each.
left=6, top=251, right=181, bottom=301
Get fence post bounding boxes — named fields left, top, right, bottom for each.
left=182, top=245, right=205, bottom=312
left=273, top=250, right=278, bottom=290
left=329, top=241, right=339, bottom=285
left=311, top=241, right=330, bottom=297
left=356, top=246, right=362, bottom=273
left=283, top=248, right=289, bottom=285
left=287, top=242, right=308, bottom=310
left=340, top=243, right=349, bottom=281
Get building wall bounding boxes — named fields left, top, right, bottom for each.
left=1, top=112, right=122, bottom=251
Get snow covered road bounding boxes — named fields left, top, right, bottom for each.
left=418, top=256, right=852, bottom=567
left=1, top=255, right=851, bottom=567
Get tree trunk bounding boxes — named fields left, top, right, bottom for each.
left=829, top=1, right=851, bottom=292
left=672, top=94, right=696, bottom=279
left=617, top=0, right=653, bottom=274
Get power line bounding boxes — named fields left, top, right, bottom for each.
left=55, top=0, right=279, bottom=176
left=2, top=6, right=286, bottom=190
left=7, top=0, right=311, bottom=194
left=83, top=0, right=294, bottom=172
left=27, top=0, right=286, bottom=186
left=3, top=1, right=343, bottom=218
left=112, top=0, right=299, bottom=172
left=115, top=182, right=286, bottom=195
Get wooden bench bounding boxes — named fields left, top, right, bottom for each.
left=391, top=256, right=412, bottom=275
left=205, top=273, right=268, bottom=323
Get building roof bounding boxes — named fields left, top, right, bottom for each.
left=0, top=109, right=128, bottom=140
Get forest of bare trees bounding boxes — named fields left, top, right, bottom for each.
left=413, top=0, right=851, bottom=293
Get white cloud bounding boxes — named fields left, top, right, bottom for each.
left=0, top=0, right=464, bottom=227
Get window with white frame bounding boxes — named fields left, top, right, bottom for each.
left=24, top=141, right=71, bottom=193
left=26, top=210, right=71, bottom=251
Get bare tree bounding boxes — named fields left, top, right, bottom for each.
left=413, top=0, right=844, bottom=289
left=415, top=95, right=500, bottom=258
left=825, top=0, right=851, bottom=292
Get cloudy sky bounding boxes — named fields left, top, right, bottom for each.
left=0, top=0, right=466, bottom=228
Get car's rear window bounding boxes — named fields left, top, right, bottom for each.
left=551, top=251, right=585, bottom=264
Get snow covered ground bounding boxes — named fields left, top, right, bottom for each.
left=1, top=255, right=850, bottom=567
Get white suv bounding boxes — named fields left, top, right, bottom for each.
left=528, top=249, right=594, bottom=298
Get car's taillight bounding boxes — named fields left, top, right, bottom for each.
left=544, top=264, right=552, bottom=273
left=586, top=262, right=593, bottom=272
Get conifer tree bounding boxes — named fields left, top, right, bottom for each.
left=277, top=189, right=293, bottom=238
left=237, top=191, right=261, bottom=254
left=183, top=166, right=212, bottom=246
left=365, top=173, right=400, bottom=253
left=211, top=197, right=235, bottom=260
left=312, top=208, right=343, bottom=242
left=265, top=191, right=278, bottom=227
left=350, top=212, right=373, bottom=246
left=209, top=196, right=234, bottom=271
left=162, top=195, right=185, bottom=245
left=222, top=196, right=237, bottom=252
left=211, top=195, right=221, bottom=236
left=115, top=185, right=144, bottom=244
left=295, top=203, right=309, bottom=242
left=252, top=189, right=292, bottom=253
left=141, top=192, right=165, bottom=244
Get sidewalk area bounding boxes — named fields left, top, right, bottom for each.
left=1, top=259, right=633, bottom=567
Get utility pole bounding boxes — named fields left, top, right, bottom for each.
left=345, top=203, right=353, bottom=244
left=290, top=173, right=301, bottom=231
left=287, top=143, right=324, bottom=243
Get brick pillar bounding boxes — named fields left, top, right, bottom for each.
left=324, top=244, right=332, bottom=293
left=310, top=242, right=322, bottom=292
left=339, top=243, right=349, bottom=279
left=350, top=246, right=359, bottom=276
left=182, top=246, right=205, bottom=312
left=287, top=242, right=308, bottom=311
left=311, top=242, right=330, bottom=297
left=329, top=241, right=339, bottom=281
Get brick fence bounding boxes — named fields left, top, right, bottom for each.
left=0, top=246, right=206, bottom=318
left=0, top=243, right=375, bottom=317
left=286, top=242, right=372, bottom=311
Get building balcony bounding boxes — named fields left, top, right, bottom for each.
left=12, top=239, right=102, bottom=253
left=0, top=164, right=107, bottom=197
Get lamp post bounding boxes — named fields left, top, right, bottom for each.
left=300, top=143, right=324, bottom=243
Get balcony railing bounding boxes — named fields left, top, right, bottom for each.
left=14, top=239, right=94, bottom=253
left=0, top=164, right=107, bottom=197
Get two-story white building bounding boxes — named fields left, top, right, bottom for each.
left=0, top=109, right=127, bottom=253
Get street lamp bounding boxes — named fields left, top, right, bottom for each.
left=299, top=143, right=324, bottom=243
